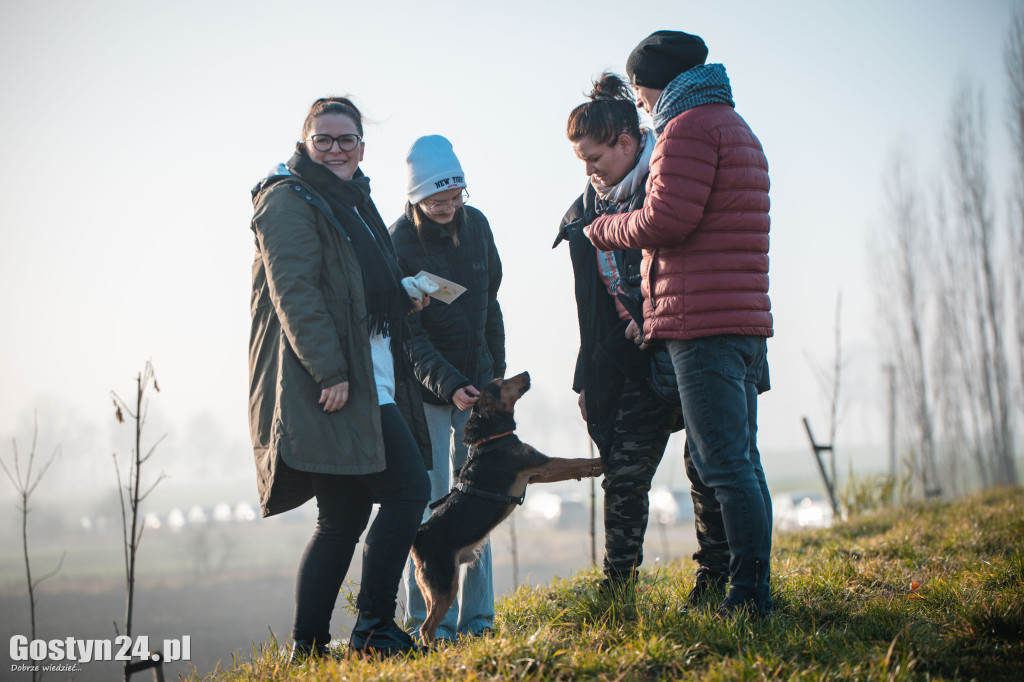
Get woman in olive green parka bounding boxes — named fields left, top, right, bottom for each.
left=249, top=167, right=431, bottom=513
left=248, top=96, right=431, bottom=659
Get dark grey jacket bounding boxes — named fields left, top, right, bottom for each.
left=389, top=205, right=505, bottom=404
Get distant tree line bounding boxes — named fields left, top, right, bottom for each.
left=872, top=12, right=1024, bottom=498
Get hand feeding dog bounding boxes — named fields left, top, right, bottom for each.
left=410, top=371, right=604, bottom=646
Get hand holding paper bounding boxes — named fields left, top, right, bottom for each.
left=407, top=271, right=466, bottom=304
left=402, top=274, right=439, bottom=300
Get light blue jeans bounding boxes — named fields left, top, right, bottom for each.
left=402, top=402, right=494, bottom=639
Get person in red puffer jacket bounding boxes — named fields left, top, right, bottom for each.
left=585, top=30, right=774, bottom=620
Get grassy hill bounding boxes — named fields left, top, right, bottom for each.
left=187, top=486, right=1023, bottom=681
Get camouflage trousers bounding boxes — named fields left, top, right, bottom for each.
left=602, top=378, right=729, bottom=580
left=600, top=378, right=675, bottom=578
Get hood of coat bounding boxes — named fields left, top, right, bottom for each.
left=251, top=161, right=374, bottom=207
left=250, top=162, right=292, bottom=204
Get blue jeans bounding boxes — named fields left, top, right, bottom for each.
left=402, top=402, right=494, bottom=638
left=667, top=335, right=772, bottom=607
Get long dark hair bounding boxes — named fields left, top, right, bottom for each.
left=566, top=73, right=640, bottom=145
left=411, top=203, right=463, bottom=248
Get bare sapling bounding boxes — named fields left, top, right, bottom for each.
left=1, top=415, right=64, bottom=682
left=110, top=361, right=166, bottom=680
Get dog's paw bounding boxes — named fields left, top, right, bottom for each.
left=591, top=461, right=605, bottom=476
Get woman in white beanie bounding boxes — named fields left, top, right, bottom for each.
left=389, top=134, right=505, bottom=642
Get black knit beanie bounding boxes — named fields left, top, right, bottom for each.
left=626, top=30, right=709, bottom=89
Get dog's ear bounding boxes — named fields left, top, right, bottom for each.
left=474, top=382, right=501, bottom=418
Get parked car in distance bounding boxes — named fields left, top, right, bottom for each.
left=773, top=490, right=834, bottom=532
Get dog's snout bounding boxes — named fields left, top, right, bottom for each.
left=507, top=371, right=530, bottom=394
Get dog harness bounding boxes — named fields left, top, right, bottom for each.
left=428, top=432, right=526, bottom=509
left=453, top=482, right=525, bottom=506
left=428, top=482, right=525, bottom=509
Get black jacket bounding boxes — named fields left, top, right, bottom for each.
left=390, top=204, right=506, bottom=405
left=554, top=181, right=657, bottom=452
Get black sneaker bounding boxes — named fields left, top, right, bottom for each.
left=349, top=613, right=421, bottom=657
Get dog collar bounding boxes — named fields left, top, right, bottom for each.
left=471, top=430, right=514, bottom=448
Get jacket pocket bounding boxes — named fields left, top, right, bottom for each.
left=324, top=294, right=354, bottom=343
left=647, top=248, right=660, bottom=309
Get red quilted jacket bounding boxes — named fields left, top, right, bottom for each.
left=587, top=102, right=772, bottom=341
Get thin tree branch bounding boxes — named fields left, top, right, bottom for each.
left=32, top=551, right=66, bottom=588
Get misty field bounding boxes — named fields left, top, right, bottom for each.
left=1, top=510, right=699, bottom=681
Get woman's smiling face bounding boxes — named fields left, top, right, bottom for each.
left=305, top=112, right=364, bottom=181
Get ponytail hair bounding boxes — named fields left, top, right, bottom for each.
left=299, top=96, right=364, bottom=143
left=566, top=73, right=641, bottom=146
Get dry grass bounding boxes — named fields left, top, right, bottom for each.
left=185, top=486, right=1024, bottom=681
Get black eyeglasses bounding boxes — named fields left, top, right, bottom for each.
left=306, top=133, right=363, bottom=152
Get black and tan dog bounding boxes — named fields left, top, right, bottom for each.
left=410, top=371, right=603, bottom=646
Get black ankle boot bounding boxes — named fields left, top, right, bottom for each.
left=686, top=571, right=728, bottom=606
left=713, top=591, right=775, bottom=620
left=597, top=569, right=639, bottom=597
left=289, top=639, right=328, bottom=663
left=349, top=612, right=420, bottom=656
left=713, top=559, right=773, bottom=620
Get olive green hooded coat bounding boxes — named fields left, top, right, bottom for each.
left=249, top=168, right=430, bottom=517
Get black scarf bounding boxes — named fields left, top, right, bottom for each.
left=287, top=151, right=412, bottom=368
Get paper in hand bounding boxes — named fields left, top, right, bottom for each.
left=401, top=274, right=439, bottom=300
left=414, top=270, right=466, bottom=304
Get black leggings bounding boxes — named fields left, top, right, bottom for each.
left=292, top=403, right=430, bottom=644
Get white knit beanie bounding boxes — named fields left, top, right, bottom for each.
left=405, top=135, right=467, bottom=204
